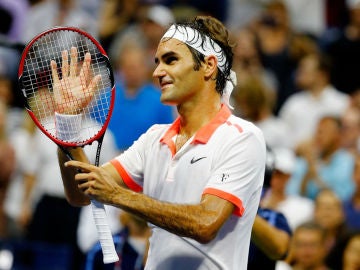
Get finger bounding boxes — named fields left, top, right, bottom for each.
left=77, top=179, right=98, bottom=195
left=65, top=160, right=97, bottom=172
left=89, top=74, right=101, bottom=91
left=61, top=50, right=69, bottom=78
left=70, top=47, right=78, bottom=77
left=77, top=180, right=91, bottom=193
left=74, top=172, right=92, bottom=182
left=79, top=52, right=91, bottom=85
left=50, top=60, right=59, bottom=83
left=80, top=74, right=100, bottom=108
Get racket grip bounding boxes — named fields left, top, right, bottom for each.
left=90, top=200, right=119, bottom=264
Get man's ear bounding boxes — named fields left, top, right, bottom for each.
left=204, top=55, right=218, bottom=79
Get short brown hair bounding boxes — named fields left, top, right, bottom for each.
left=175, top=16, right=234, bottom=95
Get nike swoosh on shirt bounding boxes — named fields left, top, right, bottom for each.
left=190, top=157, right=207, bottom=164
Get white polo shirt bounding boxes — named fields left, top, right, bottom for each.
left=110, top=106, right=265, bottom=270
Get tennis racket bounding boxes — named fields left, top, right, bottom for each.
left=18, top=26, right=119, bottom=264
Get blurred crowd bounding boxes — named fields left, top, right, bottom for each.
left=0, top=0, right=359, bottom=269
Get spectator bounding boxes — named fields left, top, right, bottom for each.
left=340, top=107, right=360, bottom=156
left=342, top=231, right=360, bottom=270
left=281, top=0, right=327, bottom=38
left=249, top=208, right=291, bottom=270
left=0, top=44, right=28, bottom=240
left=21, top=0, right=99, bottom=43
left=279, top=52, right=350, bottom=150
left=0, top=100, right=15, bottom=239
left=97, top=0, right=139, bottom=51
left=3, top=114, right=33, bottom=240
left=225, top=0, right=264, bottom=31
left=321, top=0, right=360, bottom=95
left=0, top=0, right=29, bottom=43
left=252, top=0, right=318, bottom=113
left=0, top=46, right=25, bottom=133
left=108, top=4, right=175, bottom=80
left=248, top=147, right=292, bottom=270
left=232, top=75, right=290, bottom=149
left=313, top=189, right=351, bottom=268
left=320, top=230, right=360, bottom=270
left=343, top=154, right=360, bottom=231
left=77, top=206, right=122, bottom=258
left=261, top=147, right=314, bottom=231
left=287, top=115, right=355, bottom=201
left=350, top=88, right=360, bottom=111
left=232, top=26, right=278, bottom=101
left=85, top=211, right=150, bottom=270
left=287, top=221, right=331, bottom=270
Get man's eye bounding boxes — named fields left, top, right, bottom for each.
left=166, top=57, right=177, bottom=64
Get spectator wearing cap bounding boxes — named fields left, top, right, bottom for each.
left=261, top=147, right=314, bottom=231
left=248, top=146, right=292, bottom=270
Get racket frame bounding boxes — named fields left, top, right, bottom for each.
left=18, top=26, right=115, bottom=148
left=17, top=26, right=119, bottom=264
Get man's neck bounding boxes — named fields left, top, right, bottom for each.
left=319, top=145, right=339, bottom=163
left=176, top=99, right=221, bottom=137
left=309, top=83, right=328, bottom=98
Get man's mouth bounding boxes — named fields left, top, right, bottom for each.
left=160, top=80, right=173, bottom=89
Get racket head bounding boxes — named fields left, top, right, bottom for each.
left=18, top=26, right=115, bottom=147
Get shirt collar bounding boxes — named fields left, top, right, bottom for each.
left=160, top=105, right=231, bottom=146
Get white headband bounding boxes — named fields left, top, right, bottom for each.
left=161, top=25, right=237, bottom=109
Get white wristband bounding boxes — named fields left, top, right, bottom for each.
left=55, top=112, right=82, bottom=142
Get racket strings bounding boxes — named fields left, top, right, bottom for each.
left=21, top=29, right=113, bottom=144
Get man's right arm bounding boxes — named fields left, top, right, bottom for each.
left=58, top=147, right=92, bottom=206
left=58, top=147, right=128, bottom=206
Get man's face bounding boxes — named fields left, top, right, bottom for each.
left=119, top=48, right=148, bottom=89
left=343, top=235, right=360, bottom=270
left=270, top=170, right=291, bottom=192
left=293, top=229, right=326, bottom=268
left=314, top=190, right=344, bottom=230
left=295, top=55, right=319, bottom=90
left=314, top=118, right=341, bottom=154
left=153, top=38, right=205, bottom=106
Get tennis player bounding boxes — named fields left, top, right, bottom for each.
left=56, top=16, right=266, bottom=270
